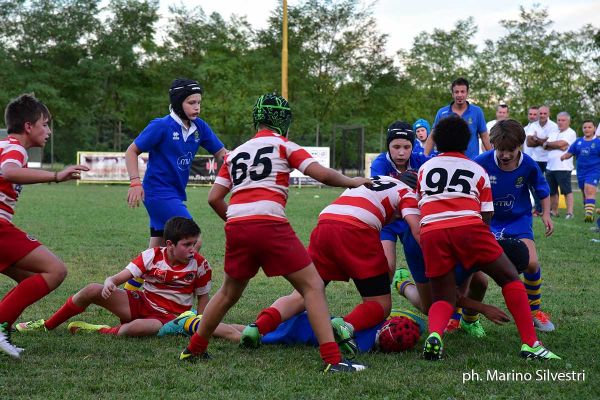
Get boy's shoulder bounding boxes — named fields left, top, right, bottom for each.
left=1, top=136, right=26, bottom=151
left=192, top=252, right=211, bottom=270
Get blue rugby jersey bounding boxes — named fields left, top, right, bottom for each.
left=475, top=150, right=549, bottom=223
left=433, top=102, right=487, bottom=159
left=568, top=137, right=600, bottom=178
left=370, top=151, right=429, bottom=235
left=134, top=114, right=224, bottom=200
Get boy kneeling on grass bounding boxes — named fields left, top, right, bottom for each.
left=17, top=217, right=236, bottom=340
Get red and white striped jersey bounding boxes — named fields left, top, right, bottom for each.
left=0, top=137, right=28, bottom=222
left=319, top=176, right=420, bottom=231
left=126, top=247, right=212, bottom=315
left=416, top=152, right=493, bottom=233
left=214, top=129, right=317, bottom=222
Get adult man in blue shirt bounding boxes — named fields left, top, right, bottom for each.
left=425, top=77, right=490, bottom=159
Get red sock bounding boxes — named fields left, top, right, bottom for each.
left=188, top=333, right=209, bottom=355
left=428, top=300, right=454, bottom=336
left=98, top=326, right=121, bottom=335
left=44, top=296, right=86, bottom=330
left=343, top=301, right=386, bottom=331
left=255, top=307, right=282, bottom=335
left=0, top=274, right=50, bottom=326
left=502, top=280, right=537, bottom=347
left=319, top=341, right=342, bottom=365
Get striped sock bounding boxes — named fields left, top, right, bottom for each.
left=585, top=199, right=596, bottom=219
left=123, top=277, right=144, bottom=291
left=462, top=311, right=480, bottom=323
left=183, top=315, right=202, bottom=335
left=399, top=280, right=415, bottom=296
left=450, top=308, right=463, bottom=321
left=523, top=267, right=542, bottom=313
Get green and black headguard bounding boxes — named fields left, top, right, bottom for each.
left=252, top=93, right=292, bottom=136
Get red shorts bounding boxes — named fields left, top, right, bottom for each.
left=124, top=290, right=177, bottom=325
left=0, top=219, right=42, bottom=272
left=420, top=223, right=503, bottom=278
left=308, top=220, right=388, bottom=281
left=224, top=219, right=312, bottom=280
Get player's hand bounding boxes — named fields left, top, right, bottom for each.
left=127, top=185, right=144, bottom=208
left=350, top=177, right=372, bottom=188
left=542, top=214, right=554, bottom=236
left=481, top=304, right=510, bottom=325
left=398, top=170, right=418, bottom=190
left=57, top=165, right=90, bottom=182
left=101, top=278, right=117, bottom=299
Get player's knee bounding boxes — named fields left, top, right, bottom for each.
left=79, top=283, right=104, bottom=299
left=46, top=260, right=68, bottom=289
left=525, top=261, right=539, bottom=274
left=471, top=272, right=488, bottom=292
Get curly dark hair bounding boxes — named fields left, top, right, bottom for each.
left=432, top=115, right=470, bottom=153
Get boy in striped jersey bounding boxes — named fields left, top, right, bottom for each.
left=417, top=115, right=559, bottom=361
left=180, top=94, right=371, bottom=373
left=15, top=217, right=236, bottom=339
left=0, top=94, right=89, bottom=358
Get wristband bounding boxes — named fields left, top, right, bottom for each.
left=129, top=176, right=140, bottom=181
left=129, top=182, right=142, bottom=188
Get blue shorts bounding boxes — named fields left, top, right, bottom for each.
left=491, top=216, right=534, bottom=241
left=380, top=221, right=428, bottom=284
left=143, top=197, right=192, bottom=235
left=577, top=174, right=600, bottom=190
left=380, top=220, right=408, bottom=241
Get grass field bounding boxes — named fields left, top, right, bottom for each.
left=1, top=183, right=599, bottom=399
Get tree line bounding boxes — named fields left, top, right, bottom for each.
left=0, top=0, right=598, bottom=165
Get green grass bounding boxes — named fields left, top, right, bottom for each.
left=1, top=183, right=599, bottom=399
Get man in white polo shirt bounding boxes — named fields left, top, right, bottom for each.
left=523, top=106, right=539, bottom=157
left=526, top=106, right=558, bottom=215
left=544, top=111, right=577, bottom=219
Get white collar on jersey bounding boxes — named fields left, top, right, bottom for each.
left=170, top=110, right=198, bottom=142
left=493, top=150, right=524, bottom=171
left=386, top=152, right=412, bottom=174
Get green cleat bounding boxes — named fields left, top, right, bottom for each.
left=331, top=317, right=357, bottom=359
left=520, top=341, right=561, bottom=360
left=179, top=347, right=211, bottom=362
left=15, top=319, right=47, bottom=333
left=239, top=323, right=261, bottom=349
left=322, top=358, right=366, bottom=373
left=460, top=319, right=486, bottom=338
left=392, top=268, right=411, bottom=295
left=67, top=321, right=110, bottom=334
left=157, top=310, right=197, bottom=337
left=423, top=332, right=443, bottom=361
